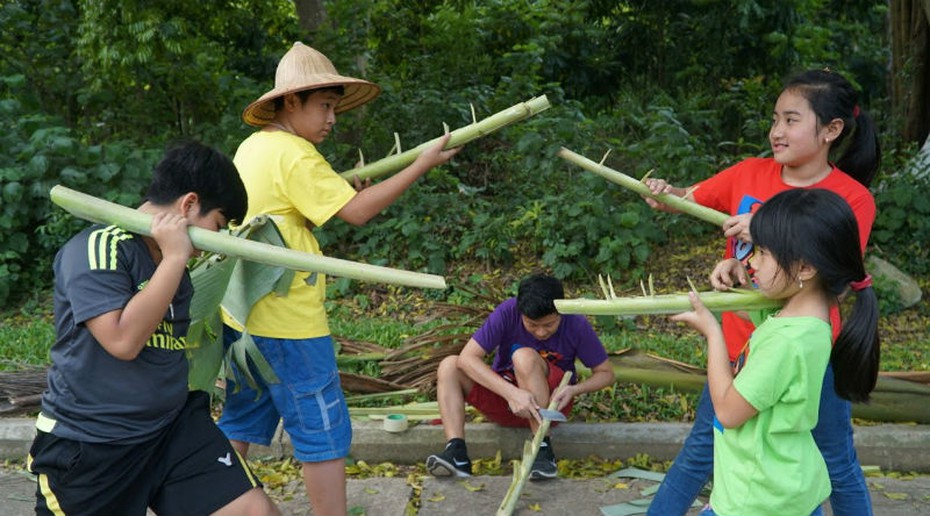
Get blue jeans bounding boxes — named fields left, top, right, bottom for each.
left=698, top=505, right=824, bottom=516
left=647, top=364, right=872, bottom=516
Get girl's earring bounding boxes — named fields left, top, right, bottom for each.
left=799, top=278, right=804, bottom=289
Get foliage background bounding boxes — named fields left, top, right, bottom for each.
left=1, top=0, right=927, bottom=310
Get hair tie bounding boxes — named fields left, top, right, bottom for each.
left=852, top=105, right=860, bottom=118
left=850, top=273, right=872, bottom=292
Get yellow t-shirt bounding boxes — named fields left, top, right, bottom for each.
left=223, top=130, right=356, bottom=338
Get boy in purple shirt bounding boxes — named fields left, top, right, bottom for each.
left=426, top=274, right=615, bottom=479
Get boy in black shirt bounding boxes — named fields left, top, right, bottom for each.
left=28, top=141, right=280, bottom=516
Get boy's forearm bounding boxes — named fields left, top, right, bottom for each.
left=100, top=256, right=188, bottom=360
left=340, top=165, right=426, bottom=225
left=458, top=354, right=522, bottom=399
left=573, top=369, right=615, bottom=395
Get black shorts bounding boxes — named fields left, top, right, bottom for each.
left=28, top=391, right=262, bottom=516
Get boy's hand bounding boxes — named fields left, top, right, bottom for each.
left=150, top=212, right=193, bottom=261
left=709, top=258, right=750, bottom=290
left=550, top=384, right=577, bottom=412
left=670, top=291, right=723, bottom=341
left=507, top=389, right=542, bottom=425
left=414, top=132, right=462, bottom=169
left=351, top=175, right=373, bottom=191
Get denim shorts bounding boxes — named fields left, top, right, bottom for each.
left=217, top=326, right=352, bottom=463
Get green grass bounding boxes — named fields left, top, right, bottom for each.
left=6, top=289, right=928, bottom=375
left=595, top=316, right=707, bottom=364
left=0, top=291, right=55, bottom=371
left=4, top=280, right=929, bottom=423
left=326, top=301, right=473, bottom=350
left=0, top=322, right=54, bottom=370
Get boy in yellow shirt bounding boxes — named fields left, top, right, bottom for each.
left=219, top=42, right=462, bottom=515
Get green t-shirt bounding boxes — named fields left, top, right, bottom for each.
left=710, top=311, right=832, bottom=516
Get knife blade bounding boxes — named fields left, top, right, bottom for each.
left=538, top=408, right=567, bottom=422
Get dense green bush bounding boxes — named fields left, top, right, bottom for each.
left=872, top=170, right=930, bottom=276
left=0, top=96, right=159, bottom=306
left=0, top=0, right=912, bottom=308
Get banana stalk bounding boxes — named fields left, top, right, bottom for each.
left=340, top=95, right=551, bottom=182
left=557, top=147, right=729, bottom=226
left=573, top=361, right=930, bottom=424
left=343, top=389, right=419, bottom=405
left=497, top=372, right=572, bottom=516
left=348, top=401, right=440, bottom=419
left=49, top=185, right=446, bottom=289
left=555, top=289, right=781, bottom=316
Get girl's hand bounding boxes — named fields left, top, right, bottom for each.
left=722, top=213, right=753, bottom=241
left=413, top=132, right=462, bottom=170
left=150, top=212, right=193, bottom=261
left=642, top=178, right=674, bottom=210
left=671, top=291, right=724, bottom=341
left=710, top=258, right=750, bottom=290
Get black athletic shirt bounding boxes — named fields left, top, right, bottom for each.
left=41, top=224, right=191, bottom=443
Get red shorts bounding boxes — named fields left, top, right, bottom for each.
left=465, top=363, right=573, bottom=427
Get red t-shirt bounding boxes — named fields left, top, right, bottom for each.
left=692, top=157, right=875, bottom=362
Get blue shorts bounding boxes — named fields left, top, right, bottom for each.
left=217, top=326, right=352, bottom=463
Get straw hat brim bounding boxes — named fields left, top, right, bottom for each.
left=242, top=75, right=381, bottom=127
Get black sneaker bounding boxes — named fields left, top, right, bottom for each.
left=426, top=442, right=472, bottom=478
left=530, top=439, right=557, bottom=480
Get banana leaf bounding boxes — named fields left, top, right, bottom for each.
left=187, top=217, right=296, bottom=394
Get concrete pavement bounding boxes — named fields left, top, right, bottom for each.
left=3, top=465, right=930, bottom=515
left=1, top=418, right=929, bottom=515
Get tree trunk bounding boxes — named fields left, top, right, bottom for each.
left=891, top=0, right=930, bottom=144
left=292, top=0, right=326, bottom=35
left=907, top=132, right=930, bottom=178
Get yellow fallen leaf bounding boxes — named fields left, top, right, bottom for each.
left=884, top=492, right=909, bottom=501
left=527, top=503, right=542, bottom=512
left=364, top=487, right=379, bottom=495
left=613, top=481, right=629, bottom=489
left=460, top=480, right=486, bottom=492
left=428, top=493, right=446, bottom=502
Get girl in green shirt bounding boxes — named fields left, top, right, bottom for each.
left=673, top=188, right=879, bottom=516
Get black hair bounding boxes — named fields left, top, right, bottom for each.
left=750, top=188, right=879, bottom=402
left=782, top=69, right=881, bottom=187
left=145, top=140, right=248, bottom=225
left=516, top=274, right=565, bottom=319
left=273, top=86, right=346, bottom=111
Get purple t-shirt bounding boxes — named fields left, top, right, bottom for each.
left=473, top=298, right=608, bottom=381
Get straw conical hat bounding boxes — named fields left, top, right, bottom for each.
left=242, top=42, right=381, bottom=127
